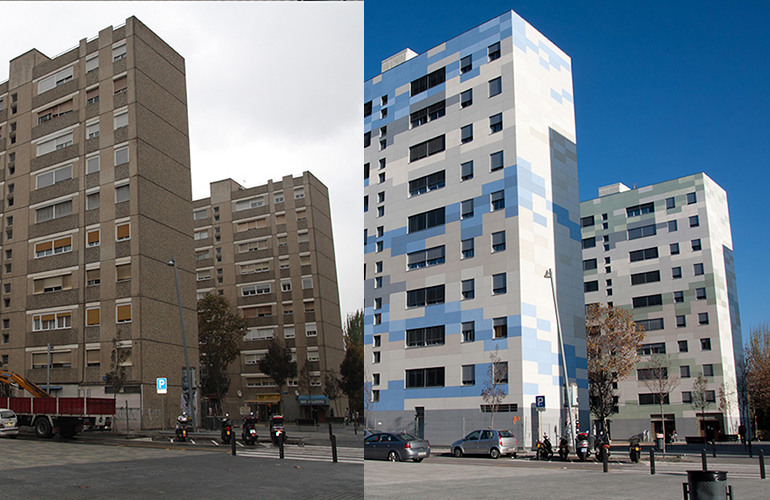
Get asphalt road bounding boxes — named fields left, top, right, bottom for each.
left=0, top=436, right=363, bottom=500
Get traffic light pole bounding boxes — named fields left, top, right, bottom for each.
left=169, top=257, right=196, bottom=433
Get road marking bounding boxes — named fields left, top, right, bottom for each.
left=211, top=440, right=220, bottom=446
left=237, top=442, right=244, bottom=447
left=238, top=450, right=362, bottom=464
left=190, top=439, right=196, bottom=445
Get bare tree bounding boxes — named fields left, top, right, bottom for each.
left=481, top=345, right=507, bottom=429
left=586, top=304, right=645, bottom=432
left=691, top=372, right=711, bottom=438
left=640, top=354, right=680, bottom=453
left=363, top=367, right=377, bottom=430
left=746, top=324, right=770, bottom=432
left=718, top=381, right=737, bottom=433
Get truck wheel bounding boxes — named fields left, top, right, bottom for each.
left=35, top=418, right=53, bottom=439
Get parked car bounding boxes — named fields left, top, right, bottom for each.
left=364, top=432, right=430, bottom=462
left=451, top=429, right=517, bottom=458
left=0, top=408, right=19, bottom=438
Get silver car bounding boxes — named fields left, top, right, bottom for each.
left=0, top=408, right=19, bottom=438
left=364, top=432, right=431, bottom=462
left=451, top=429, right=517, bottom=458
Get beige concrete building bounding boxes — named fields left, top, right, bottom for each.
left=0, top=17, right=197, bottom=430
left=193, top=173, right=346, bottom=422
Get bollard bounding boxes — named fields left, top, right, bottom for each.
left=701, top=449, right=708, bottom=471
left=760, top=449, right=766, bottom=479
left=328, top=422, right=334, bottom=441
left=603, top=448, right=608, bottom=473
left=712, top=440, right=717, bottom=458
left=279, top=432, right=285, bottom=459
left=331, top=434, right=338, bottom=463
left=748, top=437, right=753, bottom=458
left=650, top=449, right=655, bottom=475
left=231, top=433, right=236, bottom=456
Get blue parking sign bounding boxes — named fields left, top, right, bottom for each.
left=157, top=377, right=168, bottom=394
left=535, top=395, right=545, bottom=408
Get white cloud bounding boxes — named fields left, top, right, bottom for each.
left=1, top=1, right=363, bottom=320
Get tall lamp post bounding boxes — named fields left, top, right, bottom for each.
left=544, top=268, right=576, bottom=449
left=168, top=257, right=196, bottom=432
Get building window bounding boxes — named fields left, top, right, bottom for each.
left=490, top=151, right=504, bottom=171
left=689, top=215, right=699, bottom=228
left=673, top=291, right=684, bottom=303
left=630, top=247, right=658, bottom=262
left=408, top=207, right=445, bottom=233
left=407, top=246, right=445, bottom=270
left=672, top=267, right=682, bottom=279
left=490, top=113, right=503, bottom=133
left=489, top=77, right=502, bottom=97
left=405, top=367, right=445, bottom=389
left=461, top=89, right=473, bottom=108
left=666, top=197, right=675, bottom=209
left=374, top=277, right=382, bottom=289
left=639, top=394, right=669, bottom=405
left=698, top=312, right=709, bottom=325
left=491, top=231, right=506, bottom=252
left=86, top=155, right=100, bottom=174
left=372, top=352, right=381, bottom=364
left=678, top=340, right=688, bottom=353
left=85, top=191, right=100, bottom=210
left=703, top=364, right=714, bottom=377
left=306, top=324, right=318, bottom=337
left=626, top=202, right=655, bottom=217
left=632, top=294, right=662, bottom=308
left=701, top=338, right=712, bottom=351
left=488, top=42, right=501, bottom=61
left=116, top=222, right=131, bottom=241
left=636, top=319, right=665, bottom=332
left=584, top=281, right=599, bottom=293
left=410, top=100, right=446, bottom=128
left=493, top=317, right=507, bottom=339
left=582, top=237, right=596, bottom=249
left=32, top=311, right=72, bottom=331
left=461, top=124, right=473, bottom=143
left=36, top=131, right=74, bottom=156
left=34, top=235, right=73, bottom=258
left=406, top=325, right=445, bottom=347
left=113, top=43, right=127, bottom=61
left=377, top=206, right=384, bottom=217
left=114, top=110, right=129, bottom=130
left=115, top=146, right=129, bottom=165
left=694, top=263, right=704, bottom=276
left=491, top=190, right=505, bottom=211
left=461, top=160, right=474, bottom=181
left=692, top=239, right=702, bottom=251
left=461, top=199, right=474, bottom=219
left=364, top=101, right=372, bottom=117
left=628, top=224, right=656, bottom=240
left=460, top=55, right=472, bottom=73
left=670, top=243, right=680, bottom=255
left=638, top=342, right=667, bottom=355
left=301, top=277, right=313, bottom=289
left=581, top=216, right=595, bottom=228
left=687, top=192, right=697, bottom=204
left=409, top=170, right=445, bottom=196
left=116, top=263, right=131, bottom=282
left=583, top=258, right=597, bottom=271
left=86, top=307, right=101, bottom=326
left=461, top=238, right=474, bottom=259
left=492, top=273, right=507, bottom=295
left=461, top=279, right=475, bottom=300
left=630, top=270, right=660, bottom=285
left=682, top=391, right=692, bottom=403
left=409, top=135, right=446, bottom=162
left=37, top=66, right=74, bottom=94
left=410, top=67, right=446, bottom=96
left=462, top=365, right=475, bottom=386
left=406, top=285, right=445, bottom=308
left=696, top=287, right=707, bottom=300
left=676, top=315, right=686, bottom=328
left=668, top=220, right=678, bottom=232
left=36, top=164, right=73, bottom=189
left=36, top=199, right=73, bottom=223
left=462, top=322, right=475, bottom=343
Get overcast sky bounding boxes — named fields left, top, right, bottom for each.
left=0, top=1, right=363, bottom=321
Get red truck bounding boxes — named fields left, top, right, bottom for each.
left=1, top=370, right=115, bottom=438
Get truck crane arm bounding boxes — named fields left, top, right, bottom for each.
left=0, top=370, right=52, bottom=398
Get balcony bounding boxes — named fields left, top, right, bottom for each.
left=32, top=111, right=79, bottom=141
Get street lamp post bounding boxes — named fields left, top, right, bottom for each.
left=168, top=257, right=196, bottom=433
left=544, top=268, right=576, bottom=450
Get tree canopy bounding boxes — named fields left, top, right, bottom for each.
left=340, top=310, right=364, bottom=413
left=258, top=339, right=297, bottom=390
left=746, top=324, right=770, bottom=431
left=586, top=304, right=645, bottom=430
left=481, top=345, right=507, bottom=428
left=197, top=293, right=246, bottom=412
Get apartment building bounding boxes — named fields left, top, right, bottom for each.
left=0, top=17, right=197, bottom=429
left=581, top=173, right=742, bottom=439
left=193, top=173, right=345, bottom=422
left=364, top=11, right=588, bottom=445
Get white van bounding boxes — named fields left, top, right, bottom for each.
left=0, top=408, right=19, bottom=438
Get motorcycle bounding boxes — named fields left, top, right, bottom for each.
left=558, top=436, right=570, bottom=461
left=175, top=414, right=190, bottom=442
left=595, top=432, right=611, bottom=462
left=242, top=413, right=258, bottom=445
left=270, top=414, right=285, bottom=446
left=629, top=434, right=642, bottom=463
left=576, top=432, right=590, bottom=461
left=221, top=414, right=233, bottom=444
left=536, top=434, right=553, bottom=460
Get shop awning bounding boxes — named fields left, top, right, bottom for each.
left=298, top=395, right=329, bottom=406
left=246, top=394, right=281, bottom=403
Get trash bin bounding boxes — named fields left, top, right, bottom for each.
left=683, top=470, right=732, bottom=500
left=656, top=433, right=665, bottom=451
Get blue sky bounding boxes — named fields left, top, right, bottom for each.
left=365, top=0, right=770, bottom=341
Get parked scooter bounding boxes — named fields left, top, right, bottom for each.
left=536, top=434, right=553, bottom=460
left=175, top=414, right=190, bottom=442
left=595, top=432, right=611, bottom=461
left=221, top=414, right=233, bottom=444
left=270, top=414, right=285, bottom=445
left=242, top=413, right=258, bottom=445
left=576, top=432, right=591, bottom=461
left=558, top=435, right=570, bottom=461
left=629, top=434, right=642, bottom=463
